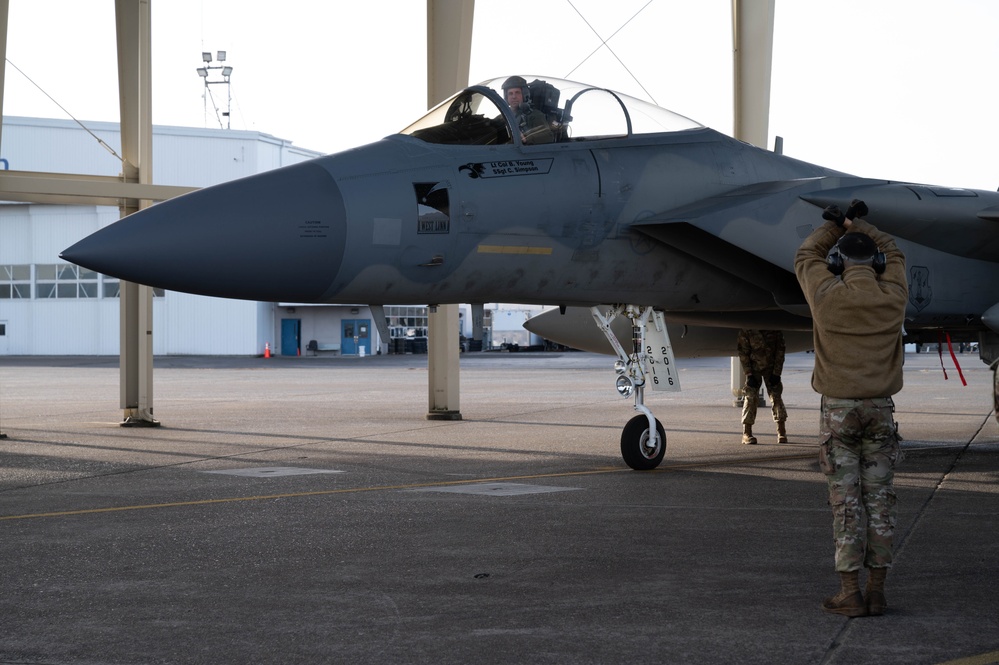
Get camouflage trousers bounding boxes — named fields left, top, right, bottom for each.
left=818, top=396, right=902, bottom=572
left=741, top=377, right=787, bottom=426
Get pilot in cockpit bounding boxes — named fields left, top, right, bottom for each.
left=501, top=76, right=555, bottom=145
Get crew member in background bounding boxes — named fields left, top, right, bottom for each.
left=737, top=329, right=788, bottom=444
left=794, top=199, right=908, bottom=618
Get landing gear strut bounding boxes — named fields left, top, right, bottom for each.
left=992, top=359, right=998, bottom=423
left=591, top=305, right=680, bottom=470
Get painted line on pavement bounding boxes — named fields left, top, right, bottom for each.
left=0, top=452, right=815, bottom=522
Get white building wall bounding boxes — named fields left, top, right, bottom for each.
left=159, top=293, right=261, bottom=355
left=0, top=118, right=123, bottom=176
left=0, top=205, right=31, bottom=259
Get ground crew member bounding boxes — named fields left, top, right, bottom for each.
left=737, top=329, right=788, bottom=444
left=794, top=199, right=908, bottom=618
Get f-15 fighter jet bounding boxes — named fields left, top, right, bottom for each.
left=62, top=76, right=999, bottom=469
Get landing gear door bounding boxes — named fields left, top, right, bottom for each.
left=646, top=311, right=680, bottom=392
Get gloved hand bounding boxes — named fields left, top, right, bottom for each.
left=769, top=375, right=782, bottom=391
left=746, top=374, right=762, bottom=390
left=846, top=199, right=868, bottom=220
left=822, top=205, right=845, bottom=227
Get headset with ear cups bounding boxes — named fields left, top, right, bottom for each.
left=827, top=239, right=886, bottom=275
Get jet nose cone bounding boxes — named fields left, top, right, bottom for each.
left=61, top=159, right=347, bottom=302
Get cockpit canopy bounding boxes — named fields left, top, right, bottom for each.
left=399, top=76, right=703, bottom=146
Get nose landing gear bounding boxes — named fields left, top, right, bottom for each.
left=590, top=305, right=680, bottom=470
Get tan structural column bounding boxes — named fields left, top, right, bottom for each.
left=730, top=0, right=775, bottom=406
left=115, top=0, right=158, bottom=426
left=425, top=0, right=474, bottom=421
left=427, top=305, right=461, bottom=419
left=732, top=0, right=774, bottom=149
left=0, top=0, right=8, bottom=150
left=0, top=0, right=10, bottom=437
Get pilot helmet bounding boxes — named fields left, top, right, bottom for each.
left=502, top=75, right=530, bottom=103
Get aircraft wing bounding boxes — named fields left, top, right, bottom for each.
left=635, top=178, right=999, bottom=265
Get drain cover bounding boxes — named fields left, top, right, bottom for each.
left=411, top=482, right=581, bottom=496
left=203, top=466, right=345, bottom=478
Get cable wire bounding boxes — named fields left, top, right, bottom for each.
left=4, top=58, right=125, bottom=163
left=564, top=0, right=658, bottom=105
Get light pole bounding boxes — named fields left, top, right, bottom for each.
left=196, top=50, right=233, bottom=129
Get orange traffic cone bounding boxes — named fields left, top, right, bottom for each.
left=264, top=342, right=271, bottom=358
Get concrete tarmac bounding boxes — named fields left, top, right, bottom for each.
left=0, top=351, right=997, bottom=665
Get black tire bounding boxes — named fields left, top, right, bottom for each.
left=620, top=414, right=666, bottom=470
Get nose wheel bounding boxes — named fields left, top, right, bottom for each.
left=591, top=305, right=680, bottom=470
left=621, top=414, right=667, bottom=470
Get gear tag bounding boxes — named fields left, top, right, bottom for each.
left=646, top=311, right=680, bottom=392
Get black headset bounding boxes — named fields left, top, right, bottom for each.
left=827, top=239, right=886, bottom=275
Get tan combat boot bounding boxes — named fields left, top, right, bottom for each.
left=776, top=420, right=788, bottom=444
left=865, top=568, right=888, bottom=616
left=822, top=571, right=867, bottom=617
left=741, top=425, right=757, bottom=445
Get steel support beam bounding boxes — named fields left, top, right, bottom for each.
left=0, top=0, right=8, bottom=152
left=0, top=170, right=193, bottom=205
left=425, top=0, right=474, bottom=421
left=115, top=0, right=158, bottom=426
left=732, top=0, right=775, bottom=149
left=730, top=0, right=776, bottom=405
left=0, top=0, right=6, bottom=437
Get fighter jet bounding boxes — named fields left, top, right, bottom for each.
left=61, top=75, right=999, bottom=469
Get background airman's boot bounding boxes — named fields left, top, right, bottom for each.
left=741, top=425, right=757, bottom=445
left=776, top=420, right=788, bottom=444
left=822, top=571, right=867, bottom=617
left=865, top=568, right=887, bottom=616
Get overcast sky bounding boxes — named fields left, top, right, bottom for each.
left=4, top=0, right=999, bottom=190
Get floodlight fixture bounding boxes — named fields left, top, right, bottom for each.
left=197, top=50, right=234, bottom=129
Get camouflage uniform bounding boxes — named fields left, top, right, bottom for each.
left=517, top=107, right=555, bottom=144
left=819, top=396, right=902, bottom=571
left=737, top=329, right=787, bottom=428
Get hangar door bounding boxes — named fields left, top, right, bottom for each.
left=341, top=319, right=370, bottom=356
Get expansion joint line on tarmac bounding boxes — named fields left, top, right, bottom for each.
left=0, top=452, right=815, bottom=522
left=818, top=413, right=994, bottom=665
left=895, top=412, right=992, bottom=565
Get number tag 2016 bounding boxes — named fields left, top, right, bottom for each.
left=645, top=311, right=680, bottom=392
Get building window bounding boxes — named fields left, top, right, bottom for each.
left=35, top=264, right=99, bottom=298
left=0, top=264, right=31, bottom=298
left=31, top=265, right=164, bottom=299
left=385, top=305, right=428, bottom=339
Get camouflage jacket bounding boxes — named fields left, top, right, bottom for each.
left=737, top=329, right=785, bottom=377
